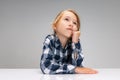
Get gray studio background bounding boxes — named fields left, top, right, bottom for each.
left=0, top=0, right=120, bottom=68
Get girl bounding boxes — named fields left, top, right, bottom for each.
left=40, top=9, right=98, bottom=74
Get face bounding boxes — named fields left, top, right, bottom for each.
left=54, top=11, right=78, bottom=38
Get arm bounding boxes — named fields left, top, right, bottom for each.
left=71, top=41, right=84, bottom=67
left=71, top=31, right=84, bottom=67
left=72, top=31, right=98, bottom=74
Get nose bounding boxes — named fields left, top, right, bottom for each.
left=68, top=21, right=73, bottom=27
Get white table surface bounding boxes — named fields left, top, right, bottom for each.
left=0, top=69, right=120, bottom=80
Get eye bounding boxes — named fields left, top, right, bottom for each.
left=73, top=22, right=77, bottom=25
left=65, top=18, right=69, bottom=21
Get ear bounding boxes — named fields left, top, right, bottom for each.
left=52, top=25, right=56, bottom=31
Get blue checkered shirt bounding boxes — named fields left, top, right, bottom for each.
left=40, top=34, right=84, bottom=74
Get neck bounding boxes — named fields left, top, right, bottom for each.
left=56, top=33, right=68, bottom=48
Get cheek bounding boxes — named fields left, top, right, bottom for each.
left=73, top=26, right=78, bottom=31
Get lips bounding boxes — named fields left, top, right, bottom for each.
left=66, top=28, right=73, bottom=31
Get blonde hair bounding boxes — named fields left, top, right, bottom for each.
left=52, top=9, right=80, bottom=31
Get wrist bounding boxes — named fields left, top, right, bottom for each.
left=72, top=39, right=79, bottom=43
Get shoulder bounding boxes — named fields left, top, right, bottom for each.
left=43, top=34, right=55, bottom=44
left=45, top=34, right=55, bottom=40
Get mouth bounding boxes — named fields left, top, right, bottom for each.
left=66, top=28, right=73, bottom=31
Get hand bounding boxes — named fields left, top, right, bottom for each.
left=75, top=67, right=98, bottom=74
left=72, top=31, right=80, bottom=43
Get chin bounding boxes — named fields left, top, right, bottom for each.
left=63, top=33, right=72, bottom=38
left=66, top=34, right=72, bottom=38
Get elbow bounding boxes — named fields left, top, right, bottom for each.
left=40, top=63, right=50, bottom=74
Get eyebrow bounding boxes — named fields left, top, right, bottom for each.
left=65, top=16, right=77, bottom=22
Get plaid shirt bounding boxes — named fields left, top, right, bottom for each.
left=40, top=34, right=84, bottom=74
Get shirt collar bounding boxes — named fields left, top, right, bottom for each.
left=54, top=34, right=71, bottom=50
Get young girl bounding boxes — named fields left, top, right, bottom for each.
left=40, top=9, right=98, bottom=74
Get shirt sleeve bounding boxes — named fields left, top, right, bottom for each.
left=40, top=36, right=76, bottom=74
left=71, top=40, right=84, bottom=67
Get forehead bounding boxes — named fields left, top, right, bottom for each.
left=61, top=11, right=77, bottom=21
